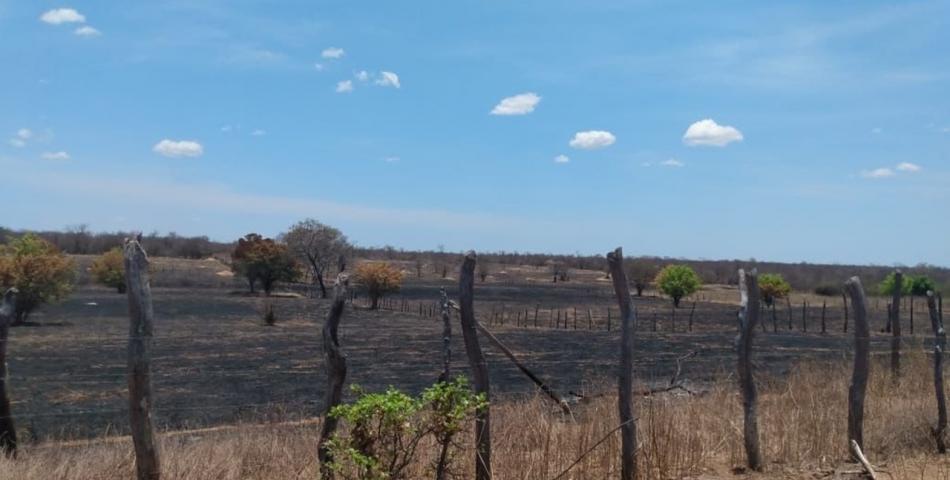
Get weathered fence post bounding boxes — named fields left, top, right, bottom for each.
left=318, top=274, right=350, bottom=479
left=439, top=288, right=452, bottom=382
left=845, top=277, right=871, bottom=456
left=124, top=238, right=161, bottom=480
left=821, top=301, right=827, bottom=334
left=607, top=307, right=612, bottom=332
left=534, top=304, right=539, bottom=328
left=459, top=252, right=491, bottom=480
left=736, top=269, right=763, bottom=471
left=890, top=270, right=903, bottom=379
left=802, top=300, right=807, bottom=332
left=688, top=302, right=696, bottom=332
left=928, top=291, right=947, bottom=453
left=843, top=293, right=849, bottom=333
left=0, top=289, right=17, bottom=456
left=606, top=247, right=637, bottom=480
left=588, top=309, right=593, bottom=330
left=771, top=302, right=777, bottom=333
left=910, top=296, right=914, bottom=335
left=787, top=297, right=793, bottom=330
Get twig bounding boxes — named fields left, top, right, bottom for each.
left=549, top=417, right=638, bottom=480
left=850, top=439, right=877, bottom=480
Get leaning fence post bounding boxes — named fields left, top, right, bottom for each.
left=890, top=270, right=903, bottom=379
left=845, top=277, right=871, bottom=456
left=736, top=269, right=763, bottom=471
left=0, top=289, right=18, bottom=456
left=124, top=238, right=161, bottom=480
left=606, top=247, right=637, bottom=480
left=318, top=274, right=350, bottom=479
left=928, top=291, right=947, bottom=453
left=459, top=252, right=492, bottom=480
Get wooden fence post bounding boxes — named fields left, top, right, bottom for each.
left=318, top=274, right=350, bottom=479
left=802, top=300, right=807, bottom=332
left=0, top=289, right=17, bottom=456
left=607, top=308, right=612, bottom=332
left=606, top=248, right=637, bottom=480
left=821, top=301, right=827, bottom=334
left=771, top=302, right=778, bottom=333
left=587, top=309, right=593, bottom=330
left=688, top=302, right=696, bottom=332
left=786, top=297, right=793, bottom=330
left=910, top=296, right=914, bottom=335
left=843, top=293, right=849, bottom=333
left=534, top=304, right=539, bottom=328
left=439, top=288, right=452, bottom=382
left=124, top=238, right=161, bottom=480
left=459, top=252, right=491, bottom=480
left=927, top=291, right=947, bottom=452
left=736, top=269, right=763, bottom=471
left=845, top=277, right=871, bottom=455
left=890, top=270, right=903, bottom=379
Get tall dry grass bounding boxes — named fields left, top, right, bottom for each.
left=5, top=349, right=950, bottom=479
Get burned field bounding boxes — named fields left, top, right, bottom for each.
left=7, top=274, right=898, bottom=442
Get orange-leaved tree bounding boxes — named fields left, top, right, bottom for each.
left=91, top=247, right=126, bottom=293
left=354, top=262, right=402, bottom=309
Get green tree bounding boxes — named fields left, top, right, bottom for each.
left=909, top=275, right=936, bottom=296
left=231, top=234, right=300, bottom=295
left=281, top=219, right=352, bottom=298
left=758, top=273, right=791, bottom=306
left=90, top=247, right=126, bottom=293
left=0, top=233, right=75, bottom=325
left=655, top=264, right=701, bottom=307
left=878, top=272, right=912, bottom=296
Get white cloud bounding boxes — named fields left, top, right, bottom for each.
left=896, top=162, right=921, bottom=172
left=74, top=25, right=101, bottom=37
left=861, top=168, right=894, bottom=179
left=683, top=119, right=744, bottom=147
left=17, top=129, right=32, bottom=140
left=355, top=70, right=370, bottom=82
left=871, top=127, right=883, bottom=134
left=660, top=158, right=684, bottom=167
left=322, top=47, right=345, bottom=59
left=41, top=151, right=70, bottom=160
left=220, top=125, right=233, bottom=133
left=336, top=80, right=353, bottom=93
left=313, top=63, right=324, bottom=71
left=491, top=92, right=541, bottom=116
left=40, top=8, right=85, bottom=25
left=152, top=139, right=203, bottom=158
left=554, top=154, right=570, bottom=164
left=375, top=71, right=401, bottom=88
left=569, top=130, right=616, bottom=150
left=384, top=156, right=400, bottom=163
left=251, top=129, right=266, bottom=136
left=8, top=139, right=26, bottom=148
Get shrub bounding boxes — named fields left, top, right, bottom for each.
left=0, top=233, right=75, bottom=325
left=878, top=272, right=912, bottom=297
left=758, top=273, right=791, bottom=306
left=813, top=284, right=842, bottom=297
left=626, top=260, right=659, bottom=296
left=909, top=276, right=936, bottom=296
left=231, top=234, right=300, bottom=295
left=354, top=262, right=402, bottom=310
left=90, top=247, right=126, bottom=293
left=327, top=377, right=486, bottom=480
left=655, top=265, right=701, bottom=307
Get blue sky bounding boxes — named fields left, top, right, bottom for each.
left=2, top=1, right=949, bottom=265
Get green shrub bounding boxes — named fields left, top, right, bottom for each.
left=878, top=272, right=913, bottom=296
left=655, top=265, right=701, bottom=307
left=758, top=273, right=791, bottom=306
left=0, top=233, right=75, bottom=324
left=90, top=247, right=126, bottom=293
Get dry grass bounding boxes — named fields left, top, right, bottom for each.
left=6, top=349, right=950, bottom=479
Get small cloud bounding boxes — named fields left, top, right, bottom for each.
left=861, top=168, right=894, bottom=179
left=871, top=127, right=883, bottom=134
left=8, top=138, right=26, bottom=148
left=554, top=154, right=570, bottom=164
left=322, top=47, right=345, bottom=59
left=491, top=92, right=541, bottom=116
left=896, top=162, right=921, bottom=172
left=683, top=119, right=744, bottom=147
left=569, top=130, right=616, bottom=150
left=384, top=156, right=400, bottom=163
left=640, top=162, right=653, bottom=167
left=355, top=70, right=370, bottom=82
left=251, top=129, right=266, bottom=136
left=41, top=151, right=70, bottom=161
left=941, top=127, right=950, bottom=133
left=40, top=8, right=85, bottom=25
left=153, top=139, right=203, bottom=158
left=313, top=63, right=324, bottom=71
left=376, top=71, right=400, bottom=88
left=74, top=25, right=101, bottom=37
left=336, top=80, right=354, bottom=93
left=220, top=125, right=233, bottom=133
left=660, top=158, right=684, bottom=167
left=16, top=129, right=32, bottom=140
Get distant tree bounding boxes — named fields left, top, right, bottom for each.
left=0, top=233, right=75, bottom=325
left=281, top=219, right=352, bottom=298
left=91, top=247, right=126, bottom=293
left=909, top=275, right=936, bottom=296
left=878, top=272, right=912, bottom=296
left=550, top=261, right=569, bottom=283
left=655, top=265, right=701, bottom=307
left=354, top=262, right=403, bottom=309
left=625, top=260, right=659, bottom=296
left=231, top=234, right=300, bottom=296
left=757, top=273, right=791, bottom=306
left=478, top=263, right=490, bottom=282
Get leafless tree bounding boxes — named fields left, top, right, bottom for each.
left=282, top=219, right=352, bottom=298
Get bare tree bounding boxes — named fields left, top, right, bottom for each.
left=736, top=269, right=763, bottom=471
left=282, top=219, right=352, bottom=298
left=0, top=289, right=17, bottom=456
left=459, top=252, right=491, bottom=480
left=124, top=238, right=161, bottom=480
left=477, top=263, right=490, bottom=282
left=318, top=274, right=349, bottom=479
left=845, top=277, right=871, bottom=455
left=606, top=247, right=637, bottom=480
